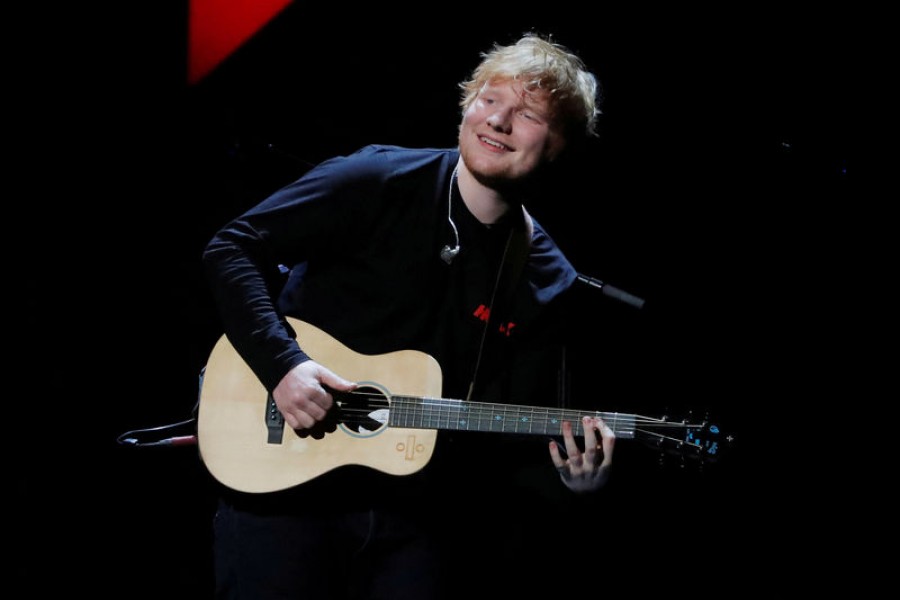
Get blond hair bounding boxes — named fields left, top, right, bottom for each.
left=459, top=33, right=600, bottom=138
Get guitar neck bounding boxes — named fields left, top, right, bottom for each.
left=388, top=396, right=637, bottom=439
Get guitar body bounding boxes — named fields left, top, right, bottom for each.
left=197, top=317, right=442, bottom=493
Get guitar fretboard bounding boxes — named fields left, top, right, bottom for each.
left=388, top=396, right=636, bottom=439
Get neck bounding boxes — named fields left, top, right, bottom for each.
left=455, top=159, right=514, bottom=225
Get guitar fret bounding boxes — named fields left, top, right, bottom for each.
left=490, top=405, right=504, bottom=432
left=388, top=396, right=637, bottom=439
left=429, top=399, right=443, bottom=429
left=535, top=406, right=548, bottom=435
left=513, top=406, right=523, bottom=434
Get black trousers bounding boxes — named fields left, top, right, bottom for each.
left=213, top=498, right=442, bottom=600
left=211, top=445, right=574, bottom=600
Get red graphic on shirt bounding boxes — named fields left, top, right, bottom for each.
left=499, top=322, right=516, bottom=336
left=473, top=304, right=516, bottom=337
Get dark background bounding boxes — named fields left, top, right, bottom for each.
left=17, top=2, right=858, bottom=596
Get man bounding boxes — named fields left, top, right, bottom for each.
left=202, top=32, right=614, bottom=600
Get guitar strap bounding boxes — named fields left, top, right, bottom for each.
left=495, top=205, right=534, bottom=321
left=466, top=205, right=534, bottom=401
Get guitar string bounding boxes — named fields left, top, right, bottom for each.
left=332, top=406, right=700, bottom=430
left=333, top=390, right=696, bottom=424
left=333, top=420, right=698, bottom=436
left=334, top=406, right=696, bottom=425
left=325, top=407, right=712, bottom=452
left=323, top=390, right=712, bottom=446
left=316, top=411, right=710, bottom=451
left=333, top=405, right=677, bottom=421
left=333, top=393, right=697, bottom=426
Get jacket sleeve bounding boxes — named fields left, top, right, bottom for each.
left=201, top=147, right=387, bottom=391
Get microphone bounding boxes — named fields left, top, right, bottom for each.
left=441, top=244, right=460, bottom=264
left=576, top=274, right=646, bottom=309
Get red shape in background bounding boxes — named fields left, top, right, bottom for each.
left=188, top=0, right=294, bottom=84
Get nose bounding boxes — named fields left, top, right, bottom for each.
left=486, top=107, right=513, bottom=134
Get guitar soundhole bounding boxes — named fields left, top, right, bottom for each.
left=288, top=385, right=389, bottom=440
left=338, top=385, right=390, bottom=435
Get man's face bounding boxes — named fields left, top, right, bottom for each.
left=459, top=79, right=565, bottom=187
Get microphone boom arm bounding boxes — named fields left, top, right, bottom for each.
left=576, top=274, right=646, bottom=310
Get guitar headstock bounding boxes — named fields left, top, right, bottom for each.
left=635, top=409, right=735, bottom=469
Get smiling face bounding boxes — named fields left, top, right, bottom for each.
left=458, top=78, right=566, bottom=189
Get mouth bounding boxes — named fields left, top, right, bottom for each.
left=478, top=135, right=512, bottom=152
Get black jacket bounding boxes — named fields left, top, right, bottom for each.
left=203, top=144, right=578, bottom=404
left=203, top=145, right=583, bottom=508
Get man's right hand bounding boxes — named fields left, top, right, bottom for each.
left=272, top=360, right=358, bottom=430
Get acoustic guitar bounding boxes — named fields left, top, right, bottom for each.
left=197, top=318, right=728, bottom=493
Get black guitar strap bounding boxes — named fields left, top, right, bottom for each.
left=465, top=206, right=534, bottom=401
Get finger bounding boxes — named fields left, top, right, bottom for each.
left=289, top=390, right=332, bottom=428
left=548, top=440, right=569, bottom=477
left=284, top=408, right=315, bottom=430
left=582, top=416, right=600, bottom=465
left=302, top=388, right=332, bottom=415
left=596, top=418, right=616, bottom=467
left=548, top=440, right=565, bottom=467
left=273, top=388, right=325, bottom=427
left=561, top=420, right=582, bottom=465
left=281, top=410, right=300, bottom=430
left=549, top=441, right=572, bottom=480
left=318, top=367, right=358, bottom=392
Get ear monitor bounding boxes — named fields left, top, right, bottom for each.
left=441, top=164, right=461, bottom=265
left=440, top=244, right=460, bottom=264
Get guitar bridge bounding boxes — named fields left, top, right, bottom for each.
left=265, top=393, right=284, bottom=444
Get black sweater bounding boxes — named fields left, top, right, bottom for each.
left=203, top=144, right=582, bottom=508
left=204, top=144, right=578, bottom=402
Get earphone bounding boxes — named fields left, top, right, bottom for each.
left=440, top=242, right=459, bottom=264
left=440, top=166, right=460, bottom=264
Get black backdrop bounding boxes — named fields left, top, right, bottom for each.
left=16, top=2, right=856, bottom=596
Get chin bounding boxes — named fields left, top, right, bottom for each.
left=464, top=156, right=510, bottom=182
left=473, top=167, right=537, bottom=195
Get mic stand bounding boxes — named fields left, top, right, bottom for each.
left=576, top=273, right=646, bottom=310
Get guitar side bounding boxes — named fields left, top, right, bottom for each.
left=197, top=318, right=443, bottom=493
